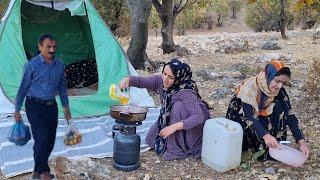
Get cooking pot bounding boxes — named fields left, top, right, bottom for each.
left=110, top=105, right=148, bottom=122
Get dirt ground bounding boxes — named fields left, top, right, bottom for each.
left=3, top=10, right=320, bottom=179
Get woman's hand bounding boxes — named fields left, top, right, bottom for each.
left=263, top=134, right=279, bottom=148
left=298, top=139, right=310, bottom=158
left=119, top=77, right=130, bottom=90
left=159, top=122, right=183, bottom=139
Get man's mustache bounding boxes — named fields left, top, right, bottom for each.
left=49, top=52, right=55, bottom=55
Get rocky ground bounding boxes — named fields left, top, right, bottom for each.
left=3, top=23, right=320, bottom=180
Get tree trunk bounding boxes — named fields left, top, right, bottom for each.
left=231, top=7, right=236, bottom=19
left=153, top=0, right=178, bottom=54
left=160, top=17, right=177, bottom=54
left=279, top=0, right=286, bottom=39
left=231, top=1, right=236, bottom=19
left=217, top=14, right=223, bottom=27
left=126, top=0, right=152, bottom=69
left=110, top=0, right=124, bottom=32
left=208, top=22, right=213, bottom=30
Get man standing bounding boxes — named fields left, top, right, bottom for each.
left=14, top=34, right=71, bottom=180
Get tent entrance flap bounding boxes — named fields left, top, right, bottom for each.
left=21, top=0, right=98, bottom=90
left=0, top=0, right=153, bottom=118
left=21, top=0, right=95, bottom=65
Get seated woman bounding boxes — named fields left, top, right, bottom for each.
left=119, top=58, right=211, bottom=160
left=226, top=60, right=310, bottom=161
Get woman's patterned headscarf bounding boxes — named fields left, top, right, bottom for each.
left=265, top=60, right=285, bottom=85
left=155, top=58, right=204, bottom=155
left=165, top=58, right=199, bottom=95
left=236, top=60, right=286, bottom=117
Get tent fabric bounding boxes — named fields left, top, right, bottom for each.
left=0, top=0, right=155, bottom=118
left=0, top=88, right=16, bottom=114
left=0, top=0, right=157, bottom=178
left=26, top=0, right=87, bottom=16
left=0, top=108, right=159, bottom=178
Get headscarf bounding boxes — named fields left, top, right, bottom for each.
left=155, top=58, right=204, bottom=155
left=236, top=60, right=285, bottom=117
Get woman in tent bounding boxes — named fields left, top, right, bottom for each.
left=119, top=58, right=210, bottom=160
left=226, top=60, right=310, bottom=160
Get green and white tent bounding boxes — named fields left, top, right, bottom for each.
left=0, top=0, right=154, bottom=118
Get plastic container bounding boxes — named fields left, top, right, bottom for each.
left=63, top=121, right=82, bottom=146
left=201, top=118, right=243, bottom=172
left=109, top=84, right=130, bottom=105
left=269, top=144, right=307, bottom=167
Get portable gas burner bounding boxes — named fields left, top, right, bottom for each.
left=110, top=105, right=148, bottom=171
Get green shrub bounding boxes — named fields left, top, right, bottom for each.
left=207, top=0, right=229, bottom=27
left=92, top=0, right=130, bottom=37
left=239, top=65, right=262, bottom=78
left=149, top=7, right=161, bottom=37
left=176, top=6, right=197, bottom=35
left=0, top=0, right=10, bottom=19
left=245, top=0, right=293, bottom=32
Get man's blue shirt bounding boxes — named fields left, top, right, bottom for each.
left=15, top=54, right=69, bottom=111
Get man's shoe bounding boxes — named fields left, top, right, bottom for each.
left=48, top=173, right=55, bottom=179
left=30, top=172, right=41, bottom=180
left=40, top=172, right=53, bottom=180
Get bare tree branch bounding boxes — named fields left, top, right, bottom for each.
left=152, top=0, right=163, bottom=14
left=174, top=0, right=197, bottom=15
left=173, top=0, right=183, bottom=14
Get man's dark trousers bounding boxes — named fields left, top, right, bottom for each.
left=25, top=98, right=58, bottom=173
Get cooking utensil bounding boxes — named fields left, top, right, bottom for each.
left=269, top=143, right=307, bottom=167
left=110, top=105, right=148, bottom=122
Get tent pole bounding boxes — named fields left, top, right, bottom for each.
left=50, top=1, right=54, bottom=14
left=84, top=2, right=88, bottom=16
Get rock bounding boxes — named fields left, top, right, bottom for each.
left=127, top=177, right=137, bottom=180
left=259, top=174, right=279, bottom=180
left=143, top=174, right=151, bottom=180
left=176, top=46, right=192, bottom=57
left=313, top=30, right=320, bottom=40
left=269, top=37, right=278, bottom=41
left=257, top=53, right=281, bottom=63
left=314, top=22, right=320, bottom=30
left=136, top=70, right=150, bottom=77
left=52, top=156, right=72, bottom=178
left=208, top=101, right=215, bottom=107
left=216, top=38, right=249, bottom=54
left=141, top=163, right=148, bottom=169
left=265, top=167, right=276, bottom=174
left=261, top=40, right=281, bottom=50
left=65, top=158, right=111, bottom=179
left=195, top=69, right=221, bottom=81
left=78, top=172, right=89, bottom=180
left=211, top=87, right=230, bottom=98
left=222, top=77, right=237, bottom=87
left=227, top=62, right=247, bottom=72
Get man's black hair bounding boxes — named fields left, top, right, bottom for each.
left=38, top=33, right=56, bottom=46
